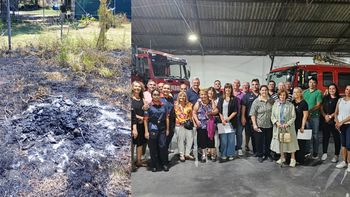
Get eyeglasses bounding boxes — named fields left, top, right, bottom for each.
left=152, top=94, right=160, bottom=96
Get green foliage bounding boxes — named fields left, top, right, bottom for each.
left=82, top=52, right=96, bottom=72
left=96, top=0, right=116, bottom=50
left=58, top=45, right=68, bottom=66
left=98, top=66, right=114, bottom=78
left=80, top=14, right=96, bottom=27
left=70, top=20, right=80, bottom=30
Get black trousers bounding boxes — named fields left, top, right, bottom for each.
left=322, top=122, right=341, bottom=155
left=245, top=120, right=256, bottom=153
left=166, top=123, right=175, bottom=149
left=254, top=127, right=272, bottom=157
left=295, top=140, right=307, bottom=164
left=148, top=131, right=168, bottom=168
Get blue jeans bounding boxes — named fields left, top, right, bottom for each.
left=236, top=121, right=243, bottom=150
left=306, top=117, right=320, bottom=156
left=220, top=132, right=236, bottom=157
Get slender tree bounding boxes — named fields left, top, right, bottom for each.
left=96, top=0, right=115, bottom=50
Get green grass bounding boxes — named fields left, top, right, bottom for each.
left=0, top=21, right=130, bottom=78
left=19, top=9, right=60, bottom=16
left=0, top=22, right=131, bottom=50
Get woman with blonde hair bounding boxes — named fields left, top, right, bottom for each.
left=131, top=81, right=148, bottom=171
left=174, top=91, right=194, bottom=161
left=208, top=87, right=219, bottom=161
left=292, top=87, right=309, bottom=164
left=193, top=89, right=218, bottom=162
left=271, top=89, right=299, bottom=167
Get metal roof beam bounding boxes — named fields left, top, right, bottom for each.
left=195, top=0, right=350, bottom=5
left=152, top=48, right=350, bottom=56
left=330, top=23, right=350, bottom=51
left=132, top=16, right=350, bottom=25
left=140, top=45, right=350, bottom=52
left=132, top=32, right=350, bottom=39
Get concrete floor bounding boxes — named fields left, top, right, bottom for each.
left=132, top=133, right=350, bottom=197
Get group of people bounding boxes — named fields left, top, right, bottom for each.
left=131, top=77, right=350, bottom=172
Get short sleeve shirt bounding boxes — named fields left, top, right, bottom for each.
left=144, top=104, right=168, bottom=132
left=174, top=102, right=193, bottom=125
left=249, top=97, right=273, bottom=128
left=303, top=89, right=322, bottom=118
left=186, top=88, right=200, bottom=105
left=322, top=96, right=338, bottom=115
left=143, top=91, right=152, bottom=104
left=131, top=98, right=144, bottom=125
left=292, top=100, right=308, bottom=130
left=241, top=91, right=258, bottom=118
left=233, top=90, right=244, bottom=118
left=161, top=96, right=176, bottom=128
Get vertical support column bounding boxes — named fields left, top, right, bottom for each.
left=269, top=55, right=275, bottom=71
left=6, top=0, right=11, bottom=51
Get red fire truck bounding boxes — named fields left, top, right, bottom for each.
left=131, top=48, right=190, bottom=93
left=267, top=63, right=350, bottom=94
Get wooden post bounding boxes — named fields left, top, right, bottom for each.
left=6, top=0, right=11, bottom=51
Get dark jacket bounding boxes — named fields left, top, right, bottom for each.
left=217, top=96, right=238, bottom=128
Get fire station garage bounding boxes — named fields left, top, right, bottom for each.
left=132, top=1, right=350, bottom=196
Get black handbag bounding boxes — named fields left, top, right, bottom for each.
left=183, top=119, right=194, bottom=130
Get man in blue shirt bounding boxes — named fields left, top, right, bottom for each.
left=241, top=79, right=260, bottom=155
left=186, top=77, right=201, bottom=105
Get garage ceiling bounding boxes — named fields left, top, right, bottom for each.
left=132, top=0, right=350, bottom=56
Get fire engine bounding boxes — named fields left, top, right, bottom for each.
left=131, top=48, right=190, bottom=93
left=267, top=55, right=350, bottom=94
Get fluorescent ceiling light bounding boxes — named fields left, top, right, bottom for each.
left=188, top=33, right=198, bottom=42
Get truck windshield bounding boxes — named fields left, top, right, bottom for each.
left=151, top=54, right=188, bottom=80
left=267, top=68, right=295, bottom=85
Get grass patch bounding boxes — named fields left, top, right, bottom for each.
left=19, top=9, right=60, bottom=16
left=0, top=19, right=130, bottom=78
left=0, top=22, right=130, bottom=51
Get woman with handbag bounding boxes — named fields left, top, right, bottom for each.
left=144, top=89, right=170, bottom=172
left=208, top=87, right=219, bottom=161
left=217, top=83, right=238, bottom=162
left=174, top=91, right=194, bottom=162
left=193, top=89, right=218, bottom=162
left=250, top=85, right=273, bottom=163
left=271, top=89, right=299, bottom=167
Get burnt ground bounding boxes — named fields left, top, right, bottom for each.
left=0, top=53, right=131, bottom=196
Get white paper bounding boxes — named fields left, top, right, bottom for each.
left=217, top=123, right=234, bottom=134
left=297, top=129, right=312, bottom=140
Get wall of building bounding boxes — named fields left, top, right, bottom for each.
left=180, top=55, right=315, bottom=88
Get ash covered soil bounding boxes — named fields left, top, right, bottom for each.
left=0, top=53, right=131, bottom=196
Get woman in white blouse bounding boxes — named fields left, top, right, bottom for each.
left=335, top=84, right=350, bottom=172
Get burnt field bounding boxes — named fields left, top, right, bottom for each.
left=0, top=53, right=131, bottom=196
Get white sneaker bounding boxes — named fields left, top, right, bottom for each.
left=238, top=149, right=243, bottom=156
left=276, top=158, right=285, bottom=165
left=331, top=156, right=339, bottom=163
left=290, top=159, right=296, bottom=167
left=347, top=164, right=350, bottom=172
left=321, top=153, right=328, bottom=161
left=336, top=161, right=347, bottom=169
